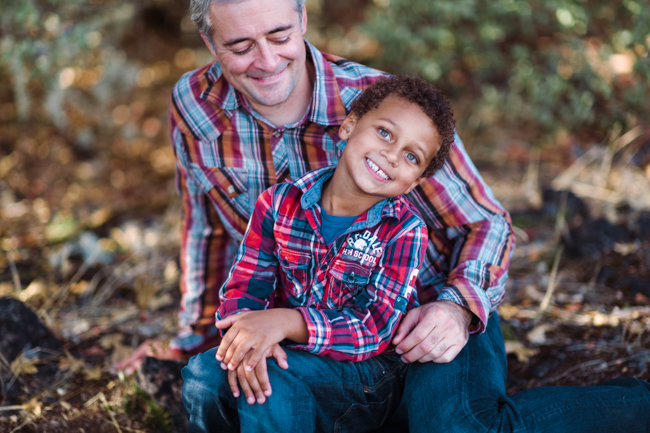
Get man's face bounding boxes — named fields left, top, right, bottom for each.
left=337, top=96, right=441, bottom=199
left=206, top=0, right=308, bottom=111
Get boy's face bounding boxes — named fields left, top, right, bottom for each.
left=337, top=96, right=441, bottom=199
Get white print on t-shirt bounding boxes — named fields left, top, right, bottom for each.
left=342, top=230, right=384, bottom=266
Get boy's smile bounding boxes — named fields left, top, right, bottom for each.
left=322, top=95, right=441, bottom=216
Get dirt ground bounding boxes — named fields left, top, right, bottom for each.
left=1, top=2, right=649, bottom=432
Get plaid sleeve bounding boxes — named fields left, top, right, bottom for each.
left=216, top=187, right=279, bottom=328
left=170, top=109, right=233, bottom=337
left=410, top=134, right=516, bottom=334
left=291, top=220, right=427, bottom=362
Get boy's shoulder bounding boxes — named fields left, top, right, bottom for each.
left=261, top=166, right=335, bottom=210
left=390, top=194, right=427, bottom=232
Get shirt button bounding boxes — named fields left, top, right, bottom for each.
left=320, top=263, right=327, bottom=271
left=272, top=130, right=281, bottom=138
left=346, top=273, right=356, bottom=283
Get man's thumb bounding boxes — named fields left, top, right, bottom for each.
left=392, top=310, right=418, bottom=345
left=272, top=345, right=289, bottom=369
left=215, top=315, right=240, bottom=329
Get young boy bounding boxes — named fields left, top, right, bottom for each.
left=182, top=76, right=456, bottom=432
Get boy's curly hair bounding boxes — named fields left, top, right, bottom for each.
left=349, top=75, right=456, bottom=178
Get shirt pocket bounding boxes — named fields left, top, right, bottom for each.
left=327, top=259, right=373, bottom=309
left=278, top=247, right=312, bottom=304
left=189, top=163, right=251, bottom=223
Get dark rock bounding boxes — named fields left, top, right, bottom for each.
left=596, top=266, right=617, bottom=285
left=564, top=218, right=631, bottom=259
left=0, top=297, right=61, bottom=363
left=137, top=356, right=188, bottom=433
left=633, top=212, right=650, bottom=242
left=542, top=188, right=590, bottom=226
left=615, top=278, right=650, bottom=298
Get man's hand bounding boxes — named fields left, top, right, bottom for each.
left=112, top=339, right=178, bottom=374
left=392, top=300, right=472, bottom=364
left=227, top=344, right=288, bottom=405
left=215, top=308, right=307, bottom=372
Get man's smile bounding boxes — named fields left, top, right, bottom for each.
left=248, top=62, right=289, bottom=83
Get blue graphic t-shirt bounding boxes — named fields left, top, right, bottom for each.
left=320, top=205, right=359, bottom=245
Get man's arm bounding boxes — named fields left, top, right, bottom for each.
left=112, top=104, right=234, bottom=373
left=171, top=108, right=235, bottom=339
left=395, top=134, right=515, bottom=363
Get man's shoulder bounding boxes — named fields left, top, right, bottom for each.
left=319, top=51, right=388, bottom=108
left=170, top=62, right=229, bottom=141
left=323, top=52, right=386, bottom=84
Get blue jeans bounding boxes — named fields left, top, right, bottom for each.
left=182, top=347, right=404, bottom=432
left=388, top=313, right=650, bottom=433
left=183, top=314, right=650, bottom=432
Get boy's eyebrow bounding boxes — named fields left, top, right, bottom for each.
left=378, top=118, right=400, bottom=130
left=223, top=24, right=294, bottom=47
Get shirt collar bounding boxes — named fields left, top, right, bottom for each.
left=200, top=40, right=348, bottom=126
left=296, top=166, right=400, bottom=225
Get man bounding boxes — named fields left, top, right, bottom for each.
left=121, top=0, right=650, bottom=431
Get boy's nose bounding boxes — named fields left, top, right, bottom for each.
left=380, top=148, right=399, bottom=166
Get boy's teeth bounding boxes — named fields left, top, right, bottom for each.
left=367, top=158, right=390, bottom=180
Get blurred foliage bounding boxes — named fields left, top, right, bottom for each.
left=361, top=0, right=650, bottom=141
left=0, top=0, right=142, bottom=129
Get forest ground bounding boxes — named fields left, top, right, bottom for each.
left=1, top=3, right=649, bottom=432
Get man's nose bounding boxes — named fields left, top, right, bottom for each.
left=254, top=40, right=280, bottom=72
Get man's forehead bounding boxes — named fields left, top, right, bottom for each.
left=209, top=0, right=300, bottom=38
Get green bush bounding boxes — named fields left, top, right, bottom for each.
left=362, top=0, right=650, bottom=140
left=0, top=0, right=140, bottom=128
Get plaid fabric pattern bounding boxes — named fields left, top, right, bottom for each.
left=169, top=41, right=515, bottom=344
left=218, top=167, right=426, bottom=361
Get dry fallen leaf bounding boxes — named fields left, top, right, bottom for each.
left=22, top=398, right=43, bottom=417
left=627, top=320, right=645, bottom=337
left=149, top=292, right=174, bottom=311
left=99, top=333, right=124, bottom=350
left=526, top=324, right=550, bottom=345
left=84, top=365, right=103, bottom=381
left=498, top=303, right=520, bottom=320
left=505, top=340, right=539, bottom=363
left=11, top=355, right=39, bottom=375
left=110, top=341, right=133, bottom=367
left=58, top=351, right=85, bottom=373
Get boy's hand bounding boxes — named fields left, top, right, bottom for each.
left=392, top=300, right=471, bottom=364
left=228, top=344, right=288, bottom=405
left=215, top=308, right=307, bottom=372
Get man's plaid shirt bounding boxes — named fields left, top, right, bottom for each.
left=169, top=41, right=515, bottom=346
left=217, top=167, right=425, bottom=361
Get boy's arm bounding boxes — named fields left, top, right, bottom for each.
left=215, top=308, right=307, bottom=370
left=289, top=220, right=427, bottom=362
left=217, top=187, right=281, bottom=322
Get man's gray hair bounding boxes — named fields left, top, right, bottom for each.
left=190, top=0, right=307, bottom=49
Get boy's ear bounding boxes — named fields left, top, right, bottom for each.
left=405, top=176, right=426, bottom=195
left=339, top=113, right=359, bottom=140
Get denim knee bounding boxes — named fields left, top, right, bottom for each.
left=182, top=349, right=238, bottom=433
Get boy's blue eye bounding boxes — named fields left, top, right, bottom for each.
left=378, top=128, right=390, bottom=139
left=406, top=153, right=419, bottom=164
